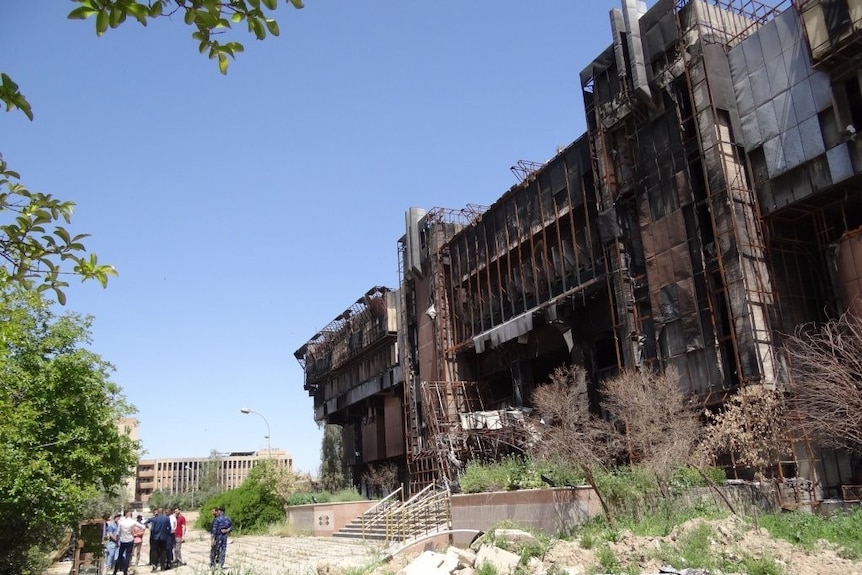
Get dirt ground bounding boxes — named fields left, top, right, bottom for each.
left=542, top=516, right=862, bottom=575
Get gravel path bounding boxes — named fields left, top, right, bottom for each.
left=46, top=513, right=385, bottom=575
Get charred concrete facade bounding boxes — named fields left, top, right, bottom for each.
left=296, top=0, right=862, bottom=498
left=294, top=287, right=405, bottom=493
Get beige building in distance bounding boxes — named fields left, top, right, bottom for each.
left=134, top=449, right=292, bottom=509
left=117, top=418, right=140, bottom=504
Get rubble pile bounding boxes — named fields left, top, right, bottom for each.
left=348, top=519, right=862, bottom=575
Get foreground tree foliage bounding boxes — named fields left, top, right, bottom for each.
left=68, top=0, right=305, bottom=74
left=0, top=159, right=117, bottom=304
left=2, top=0, right=308, bottom=299
left=0, top=289, right=139, bottom=575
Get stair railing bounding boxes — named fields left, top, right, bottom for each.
left=393, top=484, right=451, bottom=543
left=361, top=486, right=403, bottom=540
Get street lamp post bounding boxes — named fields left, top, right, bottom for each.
left=240, top=407, right=272, bottom=458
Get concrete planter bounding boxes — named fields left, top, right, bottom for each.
left=450, top=487, right=601, bottom=544
left=285, top=500, right=376, bottom=536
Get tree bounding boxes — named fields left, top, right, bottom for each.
left=197, top=449, right=225, bottom=503
left=319, top=424, right=348, bottom=492
left=528, top=365, right=619, bottom=520
left=784, top=311, right=862, bottom=454
left=698, top=385, right=791, bottom=480
left=601, top=367, right=701, bottom=486
left=362, top=462, right=399, bottom=497
left=0, top=289, right=139, bottom=575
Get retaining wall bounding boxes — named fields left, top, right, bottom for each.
left=285, top=500, right=377, bottom=536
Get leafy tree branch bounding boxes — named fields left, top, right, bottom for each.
left=0, top=158, right=117, bottom=304
left=68, top=0, right=305, bottom=74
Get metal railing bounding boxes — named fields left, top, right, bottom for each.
left=361, top=486, right=403, bottom=540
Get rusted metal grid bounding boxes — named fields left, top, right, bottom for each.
left=674, top=0, right=790, bottom=48
left=442, top=138, right=606, bottom=353
left=420, top=380, right=530, bottom=482
left=294, top=286, right=394, bottom=386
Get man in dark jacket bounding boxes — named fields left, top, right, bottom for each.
left=148, top=507, right=173, bottom=572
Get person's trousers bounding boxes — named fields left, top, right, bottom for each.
left=113, top=541, right=134, bottom=575
left=148, top=537, right=156, bottom=566
left=165, top=535, right=175, bottom=566
left=210, top=536, right=228, bottom=567
left=173, top=537, right=184, bottom=564
left=104, top=543, right=118, bottom=569
left=150, top=538, right=167, bottom=571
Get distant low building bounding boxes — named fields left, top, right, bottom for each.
left=134, top=449, right=292, bottom=509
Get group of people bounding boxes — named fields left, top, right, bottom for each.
left=103, top=505, right=233, bottom=572
left=102, top=507, right=187, bottom=574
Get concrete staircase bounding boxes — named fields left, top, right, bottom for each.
left=333, top=484, right=451, bottom=544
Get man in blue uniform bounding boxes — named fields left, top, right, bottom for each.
left=209, top=506, right=233, bottom=569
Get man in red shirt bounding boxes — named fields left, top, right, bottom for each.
left=172, top=508, right=187, bottom=567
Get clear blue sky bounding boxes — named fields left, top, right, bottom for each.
left=2, top=1, right=638, bottom=474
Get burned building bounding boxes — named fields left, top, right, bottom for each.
left=296, top=0, right=862, bottom=498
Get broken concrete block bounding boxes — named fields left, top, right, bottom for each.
left=397, top=550, right=459, bottom=575
left=447, top=546, right=477, bottom=568
left=475, top=545, right=521, bottom=575
left=494, top=528, right=539, bottom=550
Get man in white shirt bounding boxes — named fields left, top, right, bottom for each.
left=167, top=508, right=178, bottom=567
left=113, top=510, right=146, bottom=575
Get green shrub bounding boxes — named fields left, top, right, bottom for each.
left=459, top=459, right=514, bottom=493
left=285, top=489, right=363, bottom=506
left=740, top=554, right=785, bottom=575
left=458, top=456, right=585, bottom=493
left=475, top=562, right=499, bottom=575
left=594, top=546, right=622, bottom=573
left=196, top=481, right=284, bottom=534
left=758, top=507, right=862, bottom=559
left=196, top=463, right=289, bottom=534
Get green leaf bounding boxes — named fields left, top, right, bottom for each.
left=1, top=73, right=17, bottom=91
left=218, top=53, right=229, bottom=74
left=262, top=0, right=277, bottom=9
left=127, top=3, right=149, bottom=25
left=68, top=6, right=97, bottom=20
left=226, top=41, right=245, bottom=54
left=249, top=18, right=266, bottom=40
left=265, top=18, right=279, bottom=36
left=149, top=1, right=163, bottom=17
left=289, top=0, right=304, bottom=8
left=109, top=7, right=123, bottom=29
left=95, top=9, right=109, bottom=35
left=54, top=228, right=72, bottom=245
